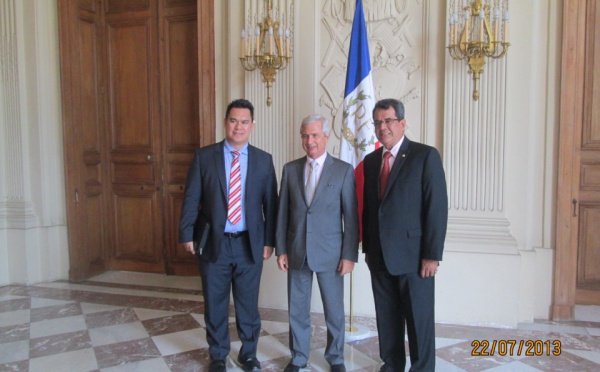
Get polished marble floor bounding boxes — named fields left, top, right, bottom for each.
left=1, top=271, right=600, bottom=371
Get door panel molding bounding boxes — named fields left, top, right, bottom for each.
left=58, top=0, right=110, bottom=281
left=160, top=0, right=212, bottom=275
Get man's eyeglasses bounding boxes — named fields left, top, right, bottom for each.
left=373, top=118, right=400, bottom=127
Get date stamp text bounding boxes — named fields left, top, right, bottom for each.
left=471, top=340, right=561, bottom=356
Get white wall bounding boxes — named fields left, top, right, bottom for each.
left=2, top=0, right=562, bottom=328
left=0, top=0, right=69, bottom=286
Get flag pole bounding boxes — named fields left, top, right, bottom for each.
left=342, top=0, right=374, bottom=342
left=347, top=272, right=356, bottom=332
left=345, top=252, right=369, bottom=341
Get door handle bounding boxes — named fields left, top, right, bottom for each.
left=572, top=198, right=577, bottom=217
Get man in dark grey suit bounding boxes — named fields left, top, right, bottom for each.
left=362, top=99, right=448, bottom=371
left=276, top=114, right=359, bottom=372
left=179, top=99, right=278, bottom=372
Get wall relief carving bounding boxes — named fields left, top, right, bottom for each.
left=319, top=0, right=424, bottom=143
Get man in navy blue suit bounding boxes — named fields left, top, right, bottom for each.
left=179, top=99, right=278, bottom=372
left=362, top=98, right=448, bottom=371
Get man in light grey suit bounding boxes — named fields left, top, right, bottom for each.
left=276, top=114, right=359, bottom=372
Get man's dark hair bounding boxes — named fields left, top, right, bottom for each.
left=225, top=99, right=254, bottom=121
left=373, top=98, right=405, bottom=121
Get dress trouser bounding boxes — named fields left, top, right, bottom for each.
left=371, top=269, right=436, bottom=372
left=288, top=264, right=345, bottom=366
left=200, top=235, right=263, bottom=361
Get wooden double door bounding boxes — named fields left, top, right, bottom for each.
left=573, top=0, right=600, bottom=305
left=554, top=0, right=600, bottom=318
left=58, top=0, right=215, bottom=280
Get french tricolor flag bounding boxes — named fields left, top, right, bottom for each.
left=340, top=0, right=377, bottom=241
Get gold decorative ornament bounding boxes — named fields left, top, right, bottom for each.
left=448, top=0, right=510, bottom=101
left=240, top=0, right=292, bottom=106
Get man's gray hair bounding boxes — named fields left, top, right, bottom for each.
left=301, top=114, right=331, bottom=136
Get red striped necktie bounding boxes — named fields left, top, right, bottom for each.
left=227, top=151, right=242, bottom=225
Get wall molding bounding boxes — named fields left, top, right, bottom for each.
left=0, top=201, right=39, bottom=229
left=446, top=215, right=518, bottom=254
left=1, top=0, right=25, bottom=202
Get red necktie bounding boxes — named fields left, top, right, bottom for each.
left=227, top=151, right=242, bottom=225
left=379, top=151, right=392, bottom=199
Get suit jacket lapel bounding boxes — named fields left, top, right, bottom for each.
left=215, top=141, right=227, bottom=197
left=295, top=157, right=309, bottom=205
left=383, top=137, right=410, bottom=198
left=372, top=147, right=384, bottom=194
left=246, top=145, right=256, bottom=200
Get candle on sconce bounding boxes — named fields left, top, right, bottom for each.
left=241, top=29, right=246, bottom=57
left=503, top=10, right=510, bottom=42
left=454, top=13, right=465, bottom=45
left=247, top=29, right=251, bottom=56
left=479, top=9, right=485, bottom=42
left=454, top=13, right=460, bottom=45
left=455, top=13, right=460, bottom=45
left=494, top=8, right=500, bottom=42
left=278, top=28, right=283, bottom=56
left=285, top=29, right=290, bottom=57
left=449, top=14, right=455, bottom=45
left=268, top=26, right=274, bottom=55
left=255, top=26, right=261, bottom=55
left=448, top=15, right=453, bottom=45
left=465, top=10, right=471, bottom=43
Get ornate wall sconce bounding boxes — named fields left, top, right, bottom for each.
left=448, top=0, right=510, bottom=101
left=240, top=0, right=292, bottom=107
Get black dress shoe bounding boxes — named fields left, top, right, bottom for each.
left=237, top=355, right=261, bottom=372
left=331, top=364, right=346, bottom=372
left=209, top=359, right=226, bottom=372
left=283, top=362, right=307, bottom=372
left=379, top=364, right=400, bottom=372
